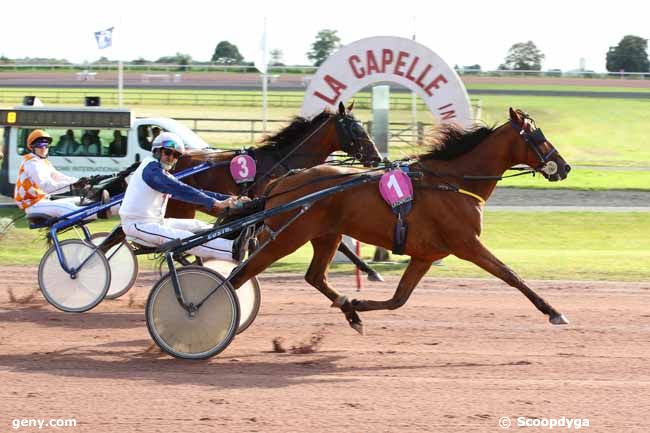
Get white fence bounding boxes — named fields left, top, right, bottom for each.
left=1, top=63, right=649, bottom=79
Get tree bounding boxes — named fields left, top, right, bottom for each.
left=92, top=56, right=115, bottom=64
left=307, top=29, right=341, bottom=67
left=211, top=41, right=244, bottom=65
left=155, top=52, right=192, bottom=70
left=131, top=57, right=149, bottom=65
left=155, top=52, right=191, bottom=64
left=499, top=41, right=545, bottom=71
left=606, top=35, right=650, bottom=73
left=270, top=49, right=284, bottom=66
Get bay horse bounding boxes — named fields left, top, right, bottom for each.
left=165, top=102, right=384, bottom=280
left=228, top=108, right=572, bottom=333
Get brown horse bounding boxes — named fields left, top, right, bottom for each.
left=166, top=102, right=382, bottom=219
left=165, top=102, right=384, bottom=280
left=228, top=108, right=572, bottom=333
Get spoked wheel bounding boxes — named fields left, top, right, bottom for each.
left=146, top=266, right=240, bottom=360
left=38, top=239, right=111, bottom=312
left=203, top=259, right=261, bottom=334
left=91, top=232, right=138, bottom=299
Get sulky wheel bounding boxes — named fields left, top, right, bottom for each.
left=91, top=232, right=139, bottom=299
left=202, top=259, right=261, bottom=334
left=146, top=266, right=240, bottom=360
left=38, top=239, right=110, bottom=312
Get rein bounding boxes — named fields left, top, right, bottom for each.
left=239, top=116, right=332, bottom=197
left=263, top=166, right=391, bottom=201
left=407, top=115, right=558, bottom=203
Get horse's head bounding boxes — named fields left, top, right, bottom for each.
left=508, top=108, right=571, bottom=182
left=332, top=101, right=382, bottom=167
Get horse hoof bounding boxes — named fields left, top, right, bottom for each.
left=550, top=313, right=569, bottom=325
left=350, top=321, right=365, bottom=335
left=367, top=271, right=384, bottom=282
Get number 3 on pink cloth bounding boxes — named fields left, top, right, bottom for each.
left=230, top=155, right=257, bottom=183
left=379, top=170, right=413, bottom=208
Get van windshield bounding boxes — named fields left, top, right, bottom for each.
left=17, top=128, right=128, bottom=157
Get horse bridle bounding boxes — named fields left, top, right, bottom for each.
left=335, top=113, right=375, bottom=165
left=510, top=117, right=559, bottom=176
left=240, top=112, right=375, bottom=196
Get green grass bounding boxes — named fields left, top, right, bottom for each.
left=495, top=167, right=650, bottom=190
left=1, top=209, right=648, bottom=282
left=132, top=95, right=650, bottom=171
left=267, top=211, right=650, bottom=282
left=463, top=82, right=650, bottom=93
left=2, top=88, right=650, bottom=189
left=470, top=95, right=650, bottom=167
left=7, top=88, right=642, bottom=168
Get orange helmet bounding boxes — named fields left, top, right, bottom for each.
left=27, top=129, right=52, bottom=151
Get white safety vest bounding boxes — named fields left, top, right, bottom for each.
left=119, top=157, right=170, bottom=224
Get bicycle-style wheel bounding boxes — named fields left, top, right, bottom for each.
left=91, top=232, right=138, bottom=299
left=38, top=239, right=110, bottom=312
left=203, top=259, right=261, bottom=334
left=146, top=266, right=239, bottom=360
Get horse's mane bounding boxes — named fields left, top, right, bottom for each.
left=182, top=111, right=333, bottom=162
left=418, top=123, right=497, bottom=161
left=259, top=110, right=332, bottom=149
left=258, top=111, right=332, bottom=150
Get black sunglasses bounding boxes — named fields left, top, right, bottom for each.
left=161, top=148, right=181, bottom=158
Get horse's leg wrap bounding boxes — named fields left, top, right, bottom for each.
left=331, top=296, right=364, bottom=335
left=331, top=295, right=349, bottom=309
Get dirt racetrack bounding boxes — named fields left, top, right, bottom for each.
left=1, top=265, right=649, bottom=432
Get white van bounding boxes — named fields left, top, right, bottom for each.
left=0, top=105, right=209, bottom=195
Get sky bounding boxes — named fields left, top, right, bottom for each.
left=1, top=0, right=648, bottom=72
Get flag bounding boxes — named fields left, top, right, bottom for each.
left=253, top=19, right=268, bottom=74
left=94, top=27, right=114, bottom=50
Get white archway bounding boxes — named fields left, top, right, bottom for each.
left=300, top=36, right=473, bottom=127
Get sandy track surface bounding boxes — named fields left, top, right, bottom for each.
left=1, top=266, right=649, bottom=432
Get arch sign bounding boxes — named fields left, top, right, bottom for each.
left=301, top=36, right=472, bottom=127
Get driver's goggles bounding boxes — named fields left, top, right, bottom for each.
left=161, top=148, right=182, bottom=158
left=32, top=139, right=51, bottom=148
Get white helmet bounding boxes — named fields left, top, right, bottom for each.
left=151, top=132, right=185, bottom=154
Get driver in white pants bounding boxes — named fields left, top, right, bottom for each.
left=119, top=132, right=250, bottom=262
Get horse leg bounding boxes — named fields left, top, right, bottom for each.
left=229, top=232, right=364, bottom=333
left=307, top=234, right=365, bottom=334
left=351, top=258, right=432, bottom=312
left=228, top=227, right=311, bottom=290
left=457, top=239, right=568, bottom=325
left=336, top=241, right=384, bottom=282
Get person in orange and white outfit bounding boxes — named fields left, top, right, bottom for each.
left=14, top=129, right=101, bottom=219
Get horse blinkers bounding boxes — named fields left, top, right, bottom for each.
left=512, top=119, right=570, bottom=180
left=335, top=115, right=379, bottom=166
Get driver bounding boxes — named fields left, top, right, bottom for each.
left=119, top=132, right=250, bottom=262
left=14, top=129, right=102, bottom=219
